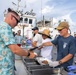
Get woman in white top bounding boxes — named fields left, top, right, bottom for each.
left=39, top=29, right=53, bottom=60
left=31, top=27, right=42, bottom=55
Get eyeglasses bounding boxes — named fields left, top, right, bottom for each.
left=58, top=28, right=64, bottom=31
left=33, top=29, right=36, bottom=31
left=58, top=29, right=63, bottom=31
left=12, top=15, right=20, bottom=24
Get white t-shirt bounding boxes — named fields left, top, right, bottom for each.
left=32, top=33, right=42, bottom=46
left=41, top=38, right=53, bottom=60
left=32, top=33, right=42, bottom=55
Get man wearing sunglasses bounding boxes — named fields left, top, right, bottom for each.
left=0, top=8, right=36, bottom=75
left=39, top=22, right=76, bottom=74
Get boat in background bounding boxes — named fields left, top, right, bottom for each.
left=4, top=0, right=59, bottom=39
left=4, top=0, right=36, bottom=39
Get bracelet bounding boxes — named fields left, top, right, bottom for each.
left=27, top=52, right=30, bottom=57
left=59, top=60, right=62, bottom=65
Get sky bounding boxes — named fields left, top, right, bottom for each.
left=0, top=0, right=76, bottom=34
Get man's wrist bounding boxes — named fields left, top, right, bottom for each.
left=58, top=60, right=62, bottom=65
left=27, top=52, right=30, bottom=57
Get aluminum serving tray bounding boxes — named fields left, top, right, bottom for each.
left=29, top=68, right=60, bottom=75
left=23, top=58, right=60, bottom=75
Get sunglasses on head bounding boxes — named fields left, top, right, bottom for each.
left=12, top=15, right=20, bottom=23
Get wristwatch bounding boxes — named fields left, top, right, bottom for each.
left=27, top=52, right=30, bottom=57
left=59, top=60, right=62, bottom=65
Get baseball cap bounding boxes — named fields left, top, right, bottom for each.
left=56, top=22, right=69, bottom=30
left=32, top=27, right=39, bottom=30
